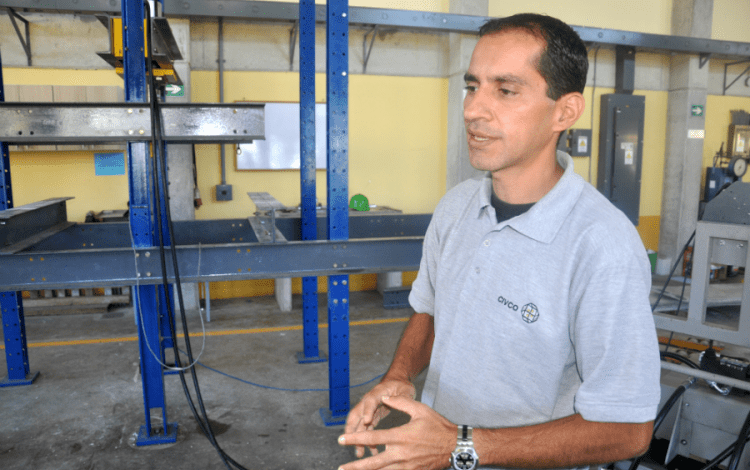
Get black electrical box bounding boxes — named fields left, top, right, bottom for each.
left=557, top=129, right=593, bottom=157
left=597, top=94, right=645, bottom=226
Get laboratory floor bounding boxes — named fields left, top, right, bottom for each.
left=0, top=291, right=419, bottom=470
left=2, top=276, right=747, bottom=470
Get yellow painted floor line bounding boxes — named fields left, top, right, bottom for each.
left=0, top=317, right=410, bottom=350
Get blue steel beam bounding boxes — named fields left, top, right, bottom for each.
left=297, top=0, right=325, bottom=365
left=0, top=237, right=424, bottom=291
left=0, top=198, right=73, bottom=251
left=321, top=0, right=350, bottom=427
left=0, top=47, right=39, bottom=388
left=122, top=0, right=176, bottom=445
left=11, top=214, right=429, bottom=251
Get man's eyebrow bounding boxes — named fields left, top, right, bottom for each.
left=494, top=75, right=527, bottom=86
left=463, top=73, right=528, bottom=86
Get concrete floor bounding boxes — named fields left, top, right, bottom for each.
left=0, top=291, right=419, bottom=470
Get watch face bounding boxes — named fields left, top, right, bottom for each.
left=455, top=452, right=476, bottom=470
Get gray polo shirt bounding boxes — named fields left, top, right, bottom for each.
left=409, top=152, right=661, bottom=428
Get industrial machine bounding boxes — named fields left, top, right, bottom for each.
left=704, top=141, right=748, bottom=202
left=651, top=182, right=750, bottom=470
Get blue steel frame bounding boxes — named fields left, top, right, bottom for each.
left=297, top=0, right=326, bottom=365
left=0, top=48, right=39, bottom=388
left=320, top=0, right=351, bottom=426
left=122, top=0, right=177, bottom=445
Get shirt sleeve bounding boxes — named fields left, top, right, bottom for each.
left=571, top=226, right=662, bottom=423
left=408, top=206, right=442, bottom=316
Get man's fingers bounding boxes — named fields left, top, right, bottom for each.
left=360, top=395, right=388, bottom=427
left=378, top=394, right=423, bottom=417
left=339, top=428, right=394, bottom=448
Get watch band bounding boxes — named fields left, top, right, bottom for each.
left=458, top=425, right=473, bottom=445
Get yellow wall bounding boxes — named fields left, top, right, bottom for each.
left=489, top=0, right=673, bottom=35
left=10, top=151, right=130, bottom=222
left=712, top=0, right=750, bottom=42
left=192, top=71, right=447, bottom=218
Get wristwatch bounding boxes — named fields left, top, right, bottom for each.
left=450, top=425, right=479, bottom=470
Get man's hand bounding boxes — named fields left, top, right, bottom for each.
left=339, top=395, right=455, bottom=470
left=344, top=379, right=417, bottom=458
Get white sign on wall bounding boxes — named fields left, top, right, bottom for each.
left=236, top=102, right=327, bottom=170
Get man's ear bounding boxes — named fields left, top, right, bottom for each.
left=552, top=92, right=586, bottom=132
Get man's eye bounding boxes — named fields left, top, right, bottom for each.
left=464, top=85, right=476, bottom=92
left=500, top=88, right=516, bottom=96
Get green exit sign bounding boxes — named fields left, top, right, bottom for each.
left=166, top=84, right=184, bottom=97
left=691, top=105, right=704, bottom=117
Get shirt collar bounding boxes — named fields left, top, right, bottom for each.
left=476, top=151, right=585, bottom=244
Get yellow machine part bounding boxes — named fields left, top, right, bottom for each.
left=109, top=17, right=180, bottom=85
left=110, top=17, right=149, bottom=59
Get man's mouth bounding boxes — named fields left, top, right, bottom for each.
left=467, top=131, right=495, bottom=143
left=466, top=125, right=498, bottom=143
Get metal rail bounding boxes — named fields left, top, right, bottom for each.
left=0, top=102, right=265, bottom=144
left=4, top=0, right=750, bottom=58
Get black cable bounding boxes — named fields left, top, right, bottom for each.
left=651, top=230, right=695, bottom=312
left=141, top=4, right=223, bottom=464
left=142, top=4, right=247, bottom=469
left=627, top=379, right=695, bottom=470
left=663, top=332, right=674, bottom=354
left=699, top=434, right=750, bottom=470
left=727, top=407, right=750, bottom=470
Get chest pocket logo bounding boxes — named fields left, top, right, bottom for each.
left=521, top=303, right=539, bottom=323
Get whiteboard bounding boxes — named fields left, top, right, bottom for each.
left=236, top=102, right=327, bottom=170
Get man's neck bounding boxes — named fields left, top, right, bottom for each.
left=491, top=152, right=564, bottom=204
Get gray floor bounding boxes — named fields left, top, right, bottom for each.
left=0, top=291, right=418, bottom=470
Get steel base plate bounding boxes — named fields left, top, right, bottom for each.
left=319, top=407, right=347, bottom=427
left=135, top=423, right=178, bottom=446
left=296, top=351, right=327, bottom=364
left=0, top=371, right=39, bottom=387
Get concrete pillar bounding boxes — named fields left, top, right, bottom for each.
left=655, top=0, right=712, bottom=275
left=446, top=0, right=487, bottom=191
left=164, top=20, right=200, bottom=313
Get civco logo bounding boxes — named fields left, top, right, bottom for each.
left=497, top=295, right=519, bottom=311
left=521, top=303, right=540, bottom=323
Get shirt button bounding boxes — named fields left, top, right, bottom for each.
left=475, top=267, right=480, bottom=274
left=483, top=239, right=490, bottom=247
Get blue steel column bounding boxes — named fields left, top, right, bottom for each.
left=321, top=0, right=351, bottom=426
left=297, top=0, right=326, bottom=365
left=0, top=48, right=39, bottom=388
left=122, top=0, right=176, bottom=445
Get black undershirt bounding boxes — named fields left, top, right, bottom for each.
left=490, top=190, right=535, bottom=224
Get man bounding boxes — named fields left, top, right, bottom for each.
left=338, top=13, right=661, bottom=470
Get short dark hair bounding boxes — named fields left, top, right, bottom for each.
left=479, top=13, right=588, bottom=101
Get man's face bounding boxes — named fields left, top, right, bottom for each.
left=464, top=29, right=560, bottom=174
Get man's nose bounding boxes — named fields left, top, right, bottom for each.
left=463, top=90, right=490, bottom=122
